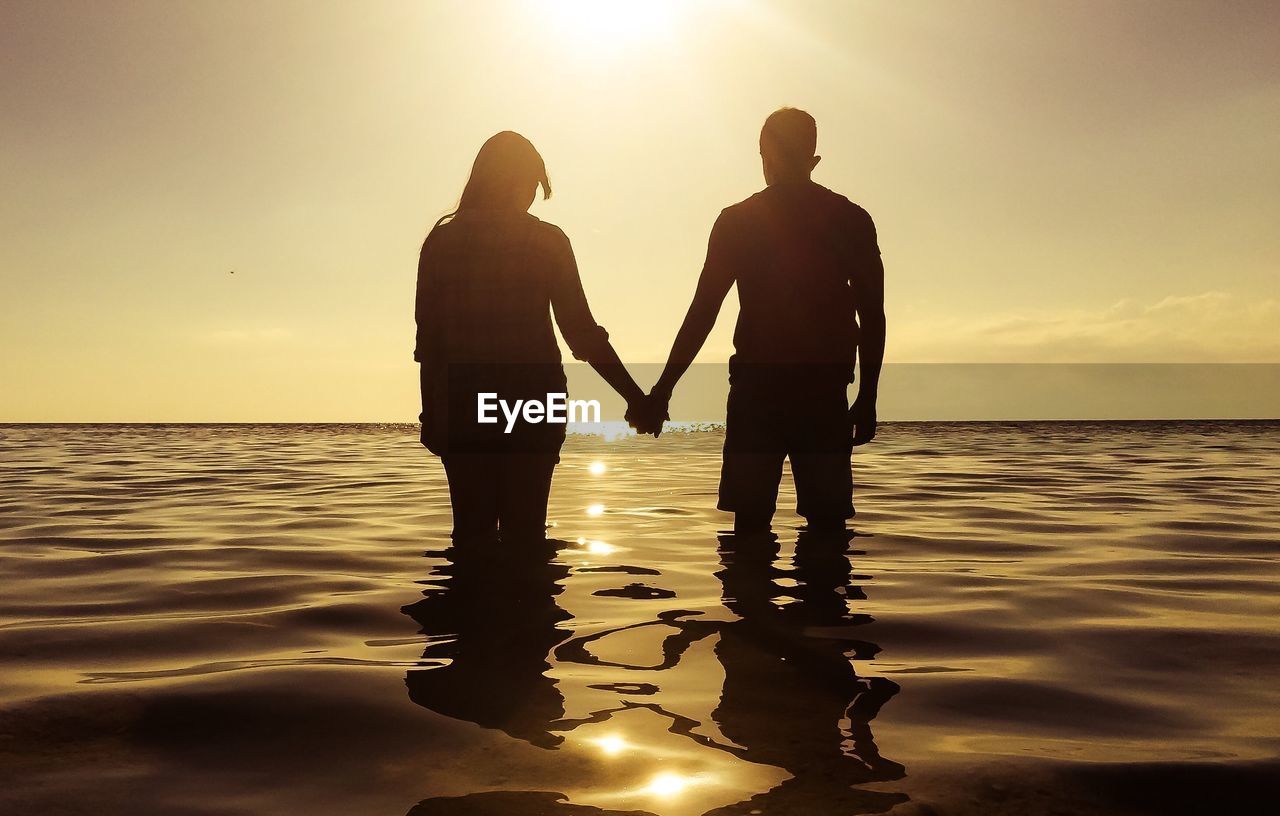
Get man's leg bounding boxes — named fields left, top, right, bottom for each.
left=792, top=452, right=854, bottom=532
left=718, top=383, right=786, bottom=534
left=732, top=483, right=778, bottom=534
left=720, top=452, right=786, bottom=534
left=789, top=383, right=855, bottom=531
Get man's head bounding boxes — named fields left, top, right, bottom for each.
left=759, top=107, right=820, bottom=185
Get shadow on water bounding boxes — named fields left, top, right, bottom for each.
left=401, top=531, right=906, bottom=815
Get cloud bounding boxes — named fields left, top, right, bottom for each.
left=892, top=292, right=1280, bottom=362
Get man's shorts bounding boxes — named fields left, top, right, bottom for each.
left=718, top=378, right=854, bottom=522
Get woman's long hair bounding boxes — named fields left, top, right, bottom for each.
left=434, top=131, right=551, bottom=230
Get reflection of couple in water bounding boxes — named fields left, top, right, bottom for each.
left=414, top=107, right=885, bottom=540
left=404, top=532, right=905, bottom=815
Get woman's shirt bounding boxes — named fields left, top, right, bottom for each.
left=414, top=211, right=611, bottom=372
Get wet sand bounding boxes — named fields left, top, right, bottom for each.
left=1, top=422, right=1278, bottom=815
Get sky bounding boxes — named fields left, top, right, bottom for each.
left=2, top=0, right=1278, bottom=421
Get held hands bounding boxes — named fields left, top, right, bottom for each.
left=850, top=393, right=877, bottom=447
left=626, top=391, right=670, bottom=438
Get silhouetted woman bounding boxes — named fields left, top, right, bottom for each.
left=415, top=132, right=644, bottom=542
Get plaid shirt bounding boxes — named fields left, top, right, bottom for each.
left=414, top=211, right=610, bottom=370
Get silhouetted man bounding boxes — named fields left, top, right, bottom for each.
left=640, top=108, right=885, bottom=533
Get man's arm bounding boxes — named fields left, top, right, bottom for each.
left=647, top=215, right=737, bottom=417
left=851, top=213, right=885, bottom=446
left=651, top=267, right=733, bottom=399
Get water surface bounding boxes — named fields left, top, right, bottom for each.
left=1, top=422, right=1278, bottom=814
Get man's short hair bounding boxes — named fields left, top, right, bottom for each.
left=760, top=108, right=817, bottom=168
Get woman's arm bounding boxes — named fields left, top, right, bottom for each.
left=548, top=230, right=646, bottom=407
left=413, top=232, right=436, bottom=366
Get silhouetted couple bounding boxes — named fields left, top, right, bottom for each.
left=414, top=108, right=885, bottom=539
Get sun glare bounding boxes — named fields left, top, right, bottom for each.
left=543, top=0, right=678, bottom=46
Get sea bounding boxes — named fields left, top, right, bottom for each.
left=1, top=422, right=1278, bottom=815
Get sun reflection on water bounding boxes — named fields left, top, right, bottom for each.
left=591, top=734, right=630, bottom=756
left=573, top=536, right=618, bottom=556
left=644, top=771, right=693, bottom=797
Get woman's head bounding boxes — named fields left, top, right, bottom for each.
left=442, top=131, right=551, bottom=224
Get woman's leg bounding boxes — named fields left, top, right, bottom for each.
left=441, top=455, right=500, bottom=542
left=497, top=453, right=559, bottom=542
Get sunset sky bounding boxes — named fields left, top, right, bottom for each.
left=2, top=0, right=1277, bottom=421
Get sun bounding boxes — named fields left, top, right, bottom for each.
left=543, top=0, right=679, bottom=46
